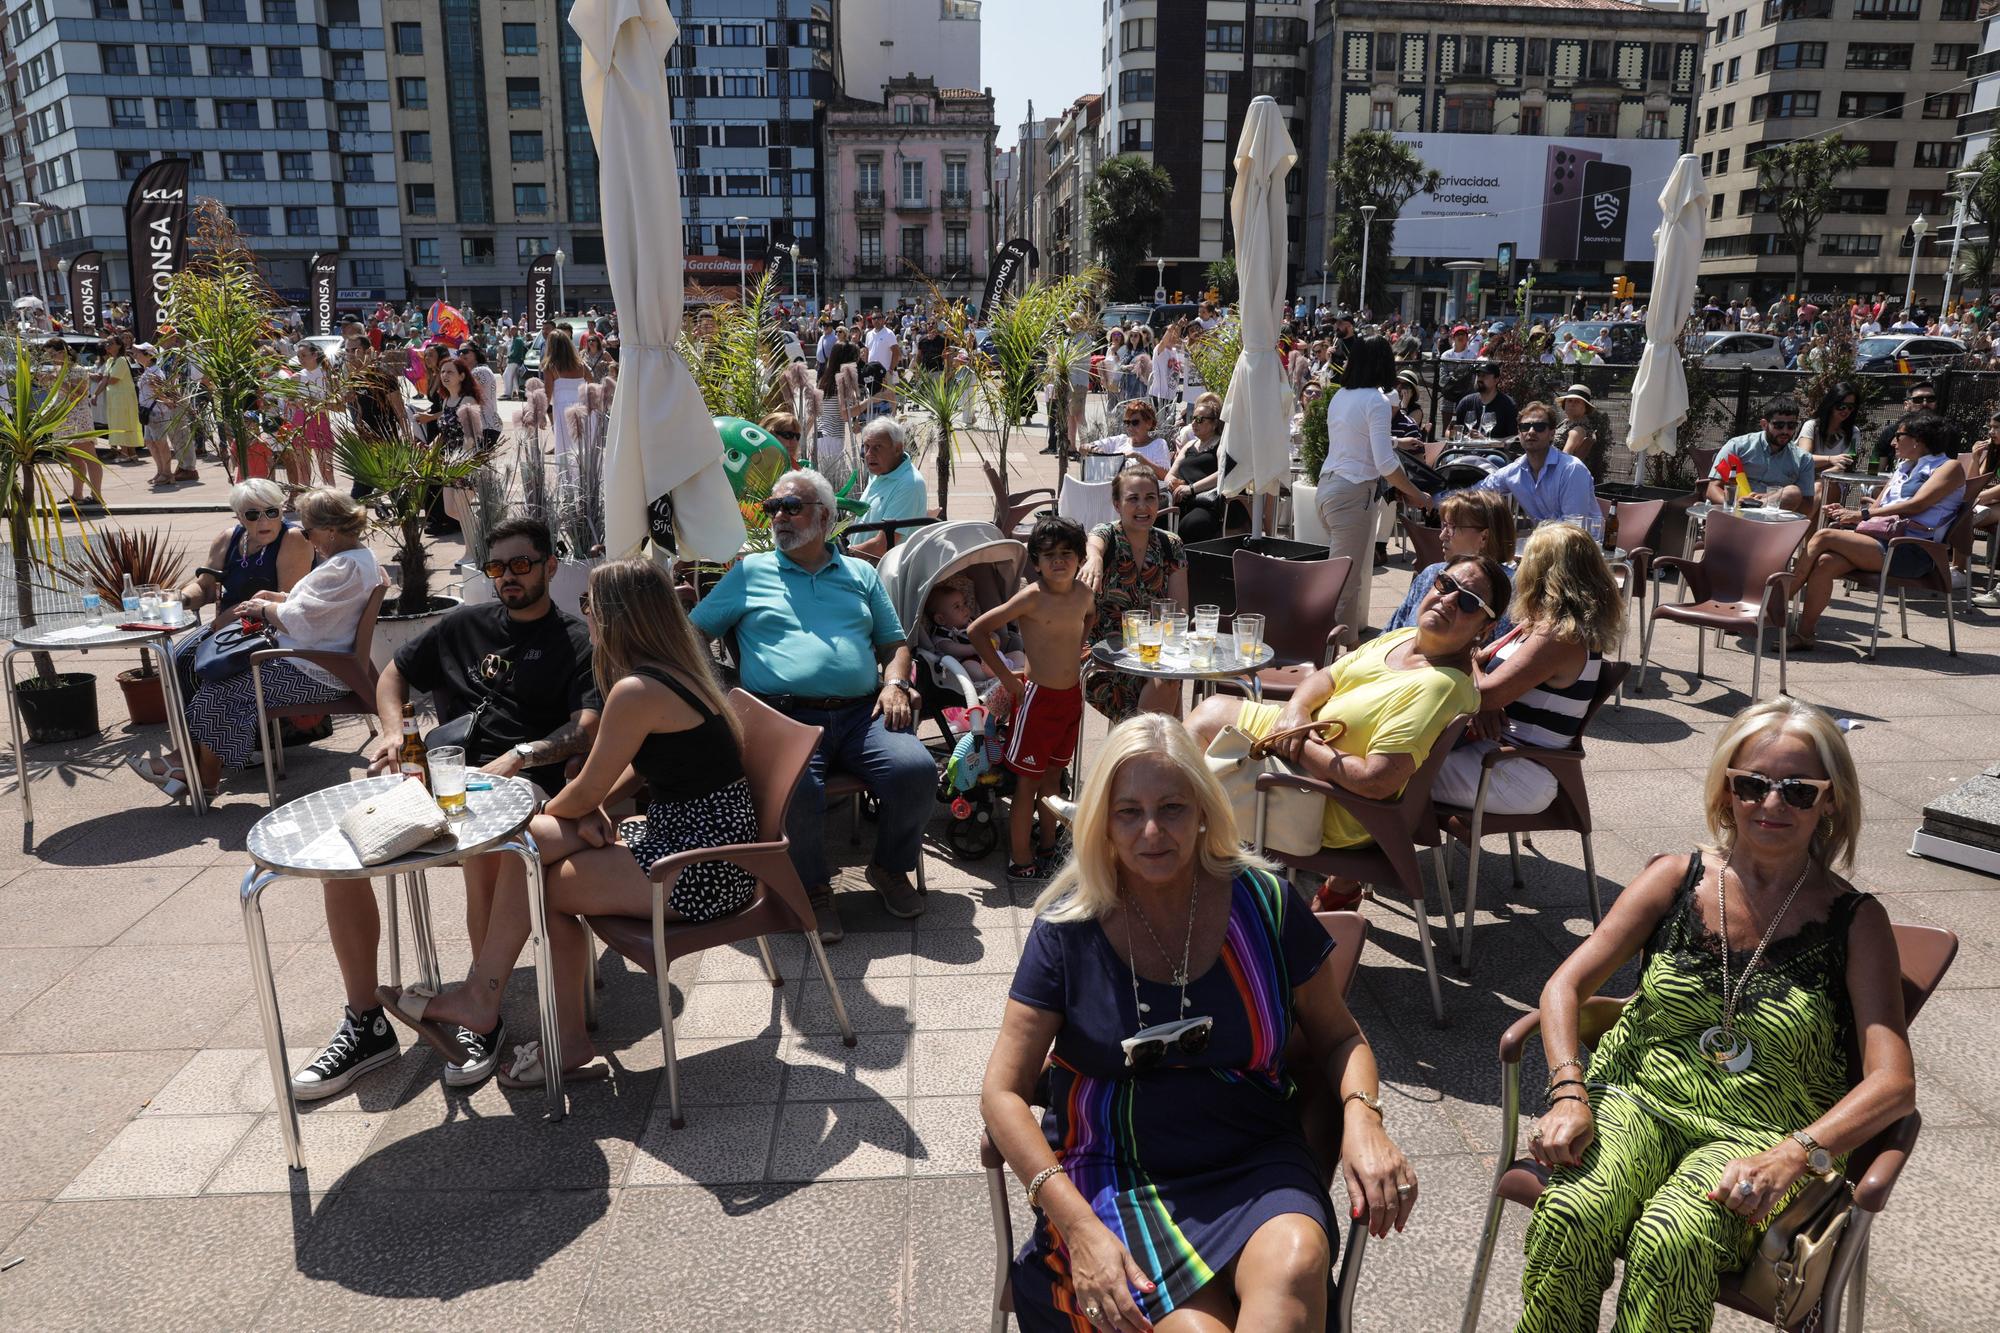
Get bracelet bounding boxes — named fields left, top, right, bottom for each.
left=1546, top=1093, right=1588, bottom=1110
left=1025, top=1164, right=1065, bottom=1210
left=1545, top=1078, right=1588, bottom=1096
left=1343, top=1090, right=1386, bottom=1121
left=1548, top=1057, right=1585, bottom=1079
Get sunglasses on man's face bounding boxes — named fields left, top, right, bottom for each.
left=1518, top=420, right=1555, bottom=433
left=482, top=556, right=542, bottom=578
left=1910, top=396, right=1937, bottom=406
left=1726, top=768, right=1832, bottom=811
left=762, top=495, right=821, bottom=516
left=1431, top=572, right=1496, bottom=619
left=239, top=507, right=282, bottom=522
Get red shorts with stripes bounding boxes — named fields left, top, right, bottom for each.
left=1003, top=681, right=1083, bottom=778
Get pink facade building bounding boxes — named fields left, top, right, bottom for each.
left=824, top=76, right=999, bottom=314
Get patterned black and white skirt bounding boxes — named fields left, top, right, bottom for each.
left=618, top=777, right=760, bottom=923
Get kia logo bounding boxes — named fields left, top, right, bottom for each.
left=141, top=188, right=185, bottom=201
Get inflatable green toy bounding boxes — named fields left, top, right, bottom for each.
left=715, top=415, right=867, bottom=527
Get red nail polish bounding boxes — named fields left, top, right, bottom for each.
left=1351, top=1204, right=1363, bottom=1219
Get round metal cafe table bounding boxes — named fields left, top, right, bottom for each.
left=240, top=773, right=564, bottom=1171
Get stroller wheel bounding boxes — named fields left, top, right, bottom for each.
left=949, top=815, right=1000, bottom=860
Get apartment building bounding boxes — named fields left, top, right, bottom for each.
left=1043, top=93, right=1104, bottom=279
left=0, top=0, right=401, bottom=309
left=1100, top=0, right=1313, bottom=296
left=1692, top=0, right=1983, bottom=304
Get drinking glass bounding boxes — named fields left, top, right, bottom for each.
left=1136, top=620, right=1164, bottom=666
left=1121, top=609, right=1147, bottom=651
left=1234, top=613, right=1266, bottom=663
left=1188, top=634, right=1216, bottom=670
left=1150, top=598, right=1175, bottom=628
left=428, top=745, right=468, bottom=817
left=1193, top=604, right=1221, bottom=636
left=1166, top=612, right=1189, bottom=654
left=138, top=585, right=161, bottom=621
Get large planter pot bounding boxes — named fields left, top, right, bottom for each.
left=17, top=671, right=100, bottom=744
left=116, top=666, right=168, bottom=727
left=369, top=594, right=463, bottom=673
left=1289, top=480, right=1326, bottom=545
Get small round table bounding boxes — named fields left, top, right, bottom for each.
left=5, top=617, right=205, bottom=845
left=240, top=773, right=563, bottom=1171
left=1680, top=502, right=1807, bottom=558
left=1091, top=637, right=1277, bottom=702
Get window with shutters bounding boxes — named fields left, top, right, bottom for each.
left=1401, top=34, right=1427, bottom=82
left=1673, top=44, right=1697, bottom=92
left=1437, top=36, right=1459, bottom=79
left=1344, top=31, right=1370, bottom=78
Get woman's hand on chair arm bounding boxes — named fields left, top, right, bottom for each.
left=1294, top=961, right=1416, bottom=1237
left=984, top=1000, right=1157, bottom=1331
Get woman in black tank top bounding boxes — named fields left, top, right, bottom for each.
left=382, top=559, right=757, bottom=1088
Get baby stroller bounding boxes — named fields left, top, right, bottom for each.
left=877, top=521, right=1029, bottom=860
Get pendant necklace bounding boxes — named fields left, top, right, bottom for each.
left=1699, top=848, right=1810, bottom=1074
left=1121, top=878, right=1201, bottom=1023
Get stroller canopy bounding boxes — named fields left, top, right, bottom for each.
left=876, top=520, right=1027, bottom=652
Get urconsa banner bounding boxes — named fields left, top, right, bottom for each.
left=124, top=157, right=191, bottom=342
left=1389, top=133, right=1686, bottom=264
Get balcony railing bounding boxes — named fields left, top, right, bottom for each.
left=857, top=259, right=884, bottom=277
left=941, top=189, right=972, bottom=210
left=901, top=252, right=928, bottom=272
left=855, top=189, right=883, bottom=210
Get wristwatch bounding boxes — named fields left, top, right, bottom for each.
left=511, top=742, right=537, bottom=764
left=1791, top=1130, right=1831, bottom=1173
left=1343, top=1090, right=1385, bottom=1121
left=887, top=678, right=918, bottom=698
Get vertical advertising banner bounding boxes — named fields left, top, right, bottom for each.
left=124, top=158, right=192, bottom=342
left=981, top=237, right=1038, bottom=314
left=310, top=252, right=339, bottom=336
left=67, top=249, right=103, bottom=334
left=528, top=253, right=556, bottom=330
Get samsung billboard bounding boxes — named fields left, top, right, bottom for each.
left=1389, top=133, right=1688, bottom=264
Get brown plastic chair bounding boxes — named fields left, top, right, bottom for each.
left=1607, top=499, right=1665, bottom=706
left=1213, top=551, right=1353, bottom=703
left=1461, top=922, right=1958, bottom=1333
left=1432, top=661, right=1630, bottom=972
left=1253, top=715, right=1472, bottom=1025
left=1843, top=472, right=1989, bottom=658
left=984, top=461, right=1055, bottom=542
left=1637, top=509, right=1806, bottom=701
left=1400, top=512, right=1445, bottom=570
left=249, top=580, right=389, bottom=805
left=977, top=910, right=1374, bottom=1333
left=584, top=690, right=857, bottom=1128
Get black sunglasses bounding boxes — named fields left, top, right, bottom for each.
left=1726, top=768, right=1832, bottom=811
left=762, top=495, right=821, bottom=516
left=1910, top=395, right=1937, bottom=405
left=773, top=429, right=801, bottom=441
left=1518, top=419, right=1556, bottom=433
left=238, top=507, right=282, bottom=522
left=1120, top=1016, right=1213, bottom=1070
left=1431, top=572, right=1496, bottom=619
left=482, top=556, right=542, bottom=577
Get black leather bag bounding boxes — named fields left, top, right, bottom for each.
left=190, top=618, right=278, bottom=683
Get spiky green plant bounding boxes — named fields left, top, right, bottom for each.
left=678, top=272, right=791, bottom=422
left=1183, top=318, right=1243, bottom=405
left=976, top=269, right=1106, bottom=482
left=59, top=526, right=190, bottom=679
left=334, top=414, right=490, bottom=616
left=0, top=338, right=101, bottom=678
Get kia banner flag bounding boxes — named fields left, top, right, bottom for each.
left=124, top=158, right=191, bottom=342
left=981, top=237, right=1038, bottom=315
left=67, top=249, right=103, bottom=334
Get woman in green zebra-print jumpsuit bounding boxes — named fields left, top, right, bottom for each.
left=1518, top=700, right=1915, bottom=1332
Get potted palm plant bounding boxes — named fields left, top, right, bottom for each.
left=58, top=527, right=189, bottom=726
left=0, top=337, right=106, bottom=741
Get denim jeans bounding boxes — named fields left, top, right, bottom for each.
left=783, top=700, right=936, bottom=889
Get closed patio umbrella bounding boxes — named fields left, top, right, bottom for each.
left=572, top=0, right=745, bottom=562
left=1626, top=154, right=1709, bottom=480
left=1216, top=95, right=1298, bottom=535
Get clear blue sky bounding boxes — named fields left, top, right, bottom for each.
left=984, top=0, right=1101, bottom=150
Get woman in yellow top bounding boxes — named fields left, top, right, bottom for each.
left=1190, top=553, right=1505, bottom=898
left=95, top=333, right=143, bottom=461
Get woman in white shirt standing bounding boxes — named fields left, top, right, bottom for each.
left=1147, top=320, right=1187, bottom=417
left=132, top=488, right=381, bottom=802
left=1318, top=336, right=1432, bottom=649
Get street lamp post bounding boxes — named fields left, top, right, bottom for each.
left=1905, top=213, right=1929, bottom=315
left=1357, top=204, right=1378, bottom=315
left=554, top=247, right=566, bottom=317
left=13, top=205, right=47, bottom=307
left=732, top=215, right=752, bottom=304
left=1155, top=256, right=1166, bottom=304
left=1943, top=170, right=1982, bottom=314
left=440, top=268, right=449, bottom=304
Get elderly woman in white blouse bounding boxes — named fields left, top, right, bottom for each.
left=131, top=488, right=382, bottom=802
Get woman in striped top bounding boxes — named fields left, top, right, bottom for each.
left=1435, top=523, right=1625, bottom=816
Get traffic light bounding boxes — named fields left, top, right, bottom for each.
left=1611, top=276, right=1632, bottom=301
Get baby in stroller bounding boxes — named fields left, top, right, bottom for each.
left=926, top=574, right=1028, bottom=696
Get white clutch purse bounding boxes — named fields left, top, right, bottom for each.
left=338, top=778, right=454, bottom=865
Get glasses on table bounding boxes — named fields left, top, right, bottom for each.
left=1232, top=612, right=1265, bottom=661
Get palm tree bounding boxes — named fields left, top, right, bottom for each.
left=0, top=338, right=101, bottom=678
left=1327, top=132, right=1440, bottom=315
left=975, top=270, right=1105, bottom=482
left=1753, top=136, right=1868, bottom=297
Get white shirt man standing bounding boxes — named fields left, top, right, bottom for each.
left=864, top=314, right=900, bottom=376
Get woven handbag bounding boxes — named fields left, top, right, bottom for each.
left=1206, top=721, right=1348, bottom=858
left=337, top=778, right=453, bottom=865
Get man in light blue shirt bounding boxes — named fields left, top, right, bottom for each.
left=1706, top=396, right=1815, bottom=513
left=1468, top=400, right=1599, bottom=524
left=850, top=417, right=930, bottom=559
left=689, top=469, right=932, bottom=936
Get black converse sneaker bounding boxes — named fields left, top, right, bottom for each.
left=291, top=1004, right=399, bottom=1101
left=442, top=1020, right=507, bottom=1088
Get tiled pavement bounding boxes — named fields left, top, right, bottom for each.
left=0, top=435, right=1996, bottom=1329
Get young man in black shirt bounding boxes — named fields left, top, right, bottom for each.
left=289, top=516, right=601, bottom=1102
left=1453, top=362, right=1520, bottom=440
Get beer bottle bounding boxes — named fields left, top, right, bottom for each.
left=397, top=702, right=430, bottom=789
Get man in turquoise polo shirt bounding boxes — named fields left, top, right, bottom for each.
left=1706, top=396, right=1816, bottom=513
left=690, top=469, right=933, bottom=939
left=849, top=416, right=930, bottom=559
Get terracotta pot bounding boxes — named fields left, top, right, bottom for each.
left=116, top=666, right=168, bottom=727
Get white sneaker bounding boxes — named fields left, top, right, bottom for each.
left=1950, top=569, right=1970, bottom=594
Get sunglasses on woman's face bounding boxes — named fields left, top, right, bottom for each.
left=762, top=495, right=821, bottom=516
left=1725, top=768, right=1832, bottom=811
left=773, top=429, right=800, bottom=442
left=239, top=507, right=282, bottom=522
left=1431, top=572, right=1496, bottom=619
left=482, top=556, right=542, bottom=577
left=577, top=591, right=592, bottom=615
left=1193, top=414, right=1219, bottom=424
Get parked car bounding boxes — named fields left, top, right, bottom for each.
left=1147, top=303, right=1200, bottom=333
left=1697, top=331, right=1786, bottom=370
left=1854, top=335, right=1967, bottom=375
left=1552, top=320, right=1645, bottom=365
left=1100, top=302, right=1152, bottom=330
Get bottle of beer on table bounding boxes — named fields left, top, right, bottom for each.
left=398, top=702, right=430, bottom=789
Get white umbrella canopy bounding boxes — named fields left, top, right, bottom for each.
left=1626, top=154, right=1710, bottom=474
left=1216, top=95, right=1297, bottom=527
left=572, top=0, right=745, bottom=562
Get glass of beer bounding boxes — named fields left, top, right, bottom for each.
left=1233, top=613, right=1265, bottom=664
left=1136, top=620, right=1164, bottom=666
left=428, top=745, right=469, bottom=817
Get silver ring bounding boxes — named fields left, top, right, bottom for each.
left=1396, top=1183, right=1413, bottom=1196
left=1737, top=1180, right=1755, bottom=1197
left=1084, top=1303, right=1102, bottom=1322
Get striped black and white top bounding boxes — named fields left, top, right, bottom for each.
left=1497, top=637, right=1601, bottom=751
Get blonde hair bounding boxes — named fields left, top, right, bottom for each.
left=1509, top=523, right=1626, bottom=653
left=292, top=487, right=367, bottom=539
left=1702, top=698, right=1862, bottom=872
left=1034, top=715, right=1270, bottom=922
left=587, top=559, right=741, bottom=745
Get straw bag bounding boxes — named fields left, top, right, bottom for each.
left=338, top=778, right=453, bottom=865
left=1736, top=1171, right=1854, bottom=1330
left=1206, top=721, right=1347, bottom=858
